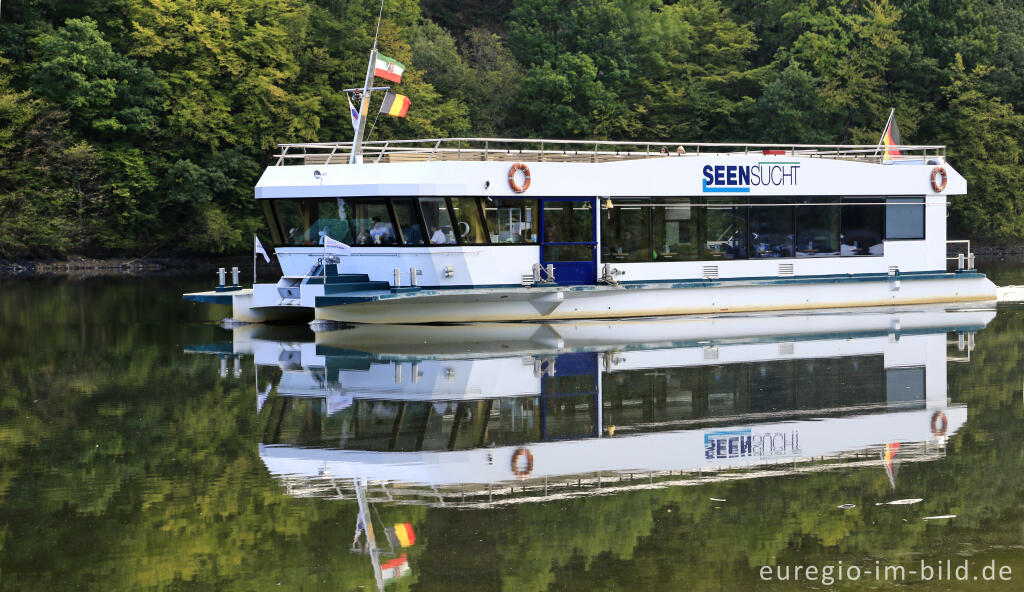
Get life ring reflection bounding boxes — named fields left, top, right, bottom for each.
left=511, top=448, right=534, bottom=479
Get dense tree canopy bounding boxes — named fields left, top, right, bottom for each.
left=1, top=0, right=1023, bottom=256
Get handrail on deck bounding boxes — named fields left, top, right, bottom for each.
left=946, top=240, right=975, bottom=271
left=272, top=137, right=947, bottom=166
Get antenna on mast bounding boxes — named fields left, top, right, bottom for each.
left=350, top=0, right=388, bottom=164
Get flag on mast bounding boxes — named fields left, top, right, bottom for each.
left=374, top=54, right=405, bottom=83
left=380, top=91, right=412, bottom=118
left=254, top=234, right=270, bottom=263
left=879, top=109, right=902, bottom=162
left=347, top=94, right=360, bottom=132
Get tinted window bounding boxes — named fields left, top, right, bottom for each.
left=886, top=197, right=925, bottom=239
left=702, top=197, right=747, bottom=259
left=840, top=197, right=884, bottom=256
left=653, top=198, right=699, bottom=261
left=601, top=199, right=651, bottom=262
left=419, top=197, right=456, bottom=245
left=749, top=198, right=794, bottom=258
left=448, top=197, right=489, bottom=244
left=795, top=197, right=840, bottom=257
left=391, top=198, right=426, bottom=245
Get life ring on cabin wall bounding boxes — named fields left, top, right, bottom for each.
left=930, top=166, right=948, bottom=192
left=510, top=447, right=534, bottom=479
left=508, top=163, right=531, bottom=193
left=930, top=411, right=948, bottom=437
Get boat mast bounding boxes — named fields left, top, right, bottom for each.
left=350, top=0, right=387, bottom=164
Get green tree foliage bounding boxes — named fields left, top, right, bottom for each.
left=2, top=0, right=1024, bottom=255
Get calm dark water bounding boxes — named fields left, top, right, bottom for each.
left=0, top=272, right=1022, bottom=591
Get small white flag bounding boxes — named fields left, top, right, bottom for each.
left=254, top=234, right=270, bottom=263
left=324, top=233, right=351, bottom=255
left=348, top=94, right=360, bottom=132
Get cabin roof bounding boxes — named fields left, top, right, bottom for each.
left=272, top=137, right=946, bottom=166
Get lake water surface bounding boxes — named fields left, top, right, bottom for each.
left=0, top=272, right=1022, bottom=591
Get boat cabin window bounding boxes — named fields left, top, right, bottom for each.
left=449, top=197, right=489, bottom=244
left=840, top=197, right=884, bottom=256
left=391, top=198, right=426, bottom=245
left=272, top=198, right=354, bottom=247
left=701, top=197, right=747, bottom=259
left=602, top=199, right=652, bottom=262
left=795, top=197, right=840, bottom=257
left=885, top=197, right=925, bottom=240
left=653, top=198, right=699, bottom=261
left=419, top=197, right=457, bottom=245
left=484, top=199, right=538, bottom=243
left=749, top=198, right=794, bottom=258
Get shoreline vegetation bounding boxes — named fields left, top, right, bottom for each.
left=2, top=1, right=1024, bottom=259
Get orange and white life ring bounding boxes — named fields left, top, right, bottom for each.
left=508, top=163, right=531, bottom=193
left=930, top=166, right=948, bottom=192
left=511, top=447, right=534, bottom=478
left=931, top=411, right=948, bottom=437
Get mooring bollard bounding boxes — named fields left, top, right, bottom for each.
left=217, top=267, right=226, bottom=286
left=231, top=266, right=240, bottom=285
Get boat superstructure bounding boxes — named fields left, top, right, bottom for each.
left=186, top=138, right=995, bottom=323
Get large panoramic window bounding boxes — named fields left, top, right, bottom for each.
left=419, top=197, right=456, bottom=245
left=840, top=197, right=884, bottom=256
left=701, top=196, right=747, bottom=259
left=795, top=197, right=840, bottom=257
left=601, top=199, right=651, bottom=262
left=448, top=197, right=489, bottom=244
left=484, top=199, right=538, bottom=243
left=886, top=196, right=925, bottom=240
left=749, top=198, right=794, bottom=258
left=652, top=198, right=699, bottom=261
left=272, top=198, right=382, bottom=247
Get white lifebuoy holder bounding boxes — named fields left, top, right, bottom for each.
left=930, top=166, right=948, bottom=192
left=508, top=163, right=531, bottom=193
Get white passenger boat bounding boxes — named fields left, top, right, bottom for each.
left=183, top=45, right=995, bottom=324
left=191, top=308, right=991, bottom=501
left=184, top=137, right=996, bottom=323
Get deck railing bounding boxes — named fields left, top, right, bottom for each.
left=272, top=137, right=946, bottom=166
left=946, top=240, right=975, bottom=271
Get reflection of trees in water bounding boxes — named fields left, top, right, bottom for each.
left=0, top=281, right=1022, bottom=590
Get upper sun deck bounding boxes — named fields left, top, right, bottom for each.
left=272, top=137, right=947, bottom=166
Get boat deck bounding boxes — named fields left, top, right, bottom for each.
left=273, top=137, right=946, bottom=166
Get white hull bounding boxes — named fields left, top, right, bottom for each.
left=314, top=274, right=996, bottom=324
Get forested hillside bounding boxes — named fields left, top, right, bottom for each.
left=1, top=0, right=1022, bottom=257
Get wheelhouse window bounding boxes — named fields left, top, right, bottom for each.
left=795, top=197, right=839, bottom=257
left=702, top=197, right=747, bottom=259
left=449, top=197, right=490, bottom=244
left=419, top=197, right=456, bottom=245
left=485, top=199, right=538, bottom=243
left=272, top=198, right=357, bottom=246
left=885, top=196, right=925, bottom=240
left=602, top=199, right=651, bottom=262
left=840, top=197, right=884, bottom=256
left=653, top=198, right=699, bottom=261
left=749, top=198, right=794, bottom=258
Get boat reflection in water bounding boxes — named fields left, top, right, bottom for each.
left=192, top=307, right=991, bottom=496
left=189, top=307, right=993, bottom=589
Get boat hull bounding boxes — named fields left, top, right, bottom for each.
left=314, top=272, right=997, bottom=324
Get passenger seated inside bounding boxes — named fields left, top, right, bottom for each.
left=430, top=225, right=448, bottom=245
left=369, top=217, right=395, bottom=244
